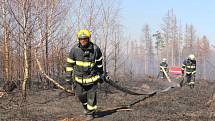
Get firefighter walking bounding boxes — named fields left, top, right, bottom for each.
left=65, top=29, right=104, bottom=120
left=181, top=54, right=196, bottom=87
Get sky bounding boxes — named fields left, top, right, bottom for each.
left=120, top=0, right=215, bottom=44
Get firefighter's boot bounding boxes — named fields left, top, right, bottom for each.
left=85, top=114, right=94, bottom=121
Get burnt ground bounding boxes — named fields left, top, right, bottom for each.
left=0, top=78, right=215, bottom=121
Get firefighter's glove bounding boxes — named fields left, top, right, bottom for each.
left=65, top=75, right=73, bottom=85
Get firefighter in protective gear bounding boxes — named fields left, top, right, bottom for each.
left=159, top=58, right=168, bottom=79
left=181, top=54, right=196, bottom=86
left=65, top=29, right=104, bottom=120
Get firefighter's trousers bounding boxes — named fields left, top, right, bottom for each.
left=74, top=82, right=97, bottom=114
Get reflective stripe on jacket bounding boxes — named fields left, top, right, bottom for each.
left=182, top=59, right=196, bottom=74
left=160, top=62, right=168, bottom=71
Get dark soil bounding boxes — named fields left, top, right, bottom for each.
left=0, top=78, right=215, bottom=121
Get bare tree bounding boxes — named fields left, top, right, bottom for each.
left=161, top=10, right=171, bottom=60
left=110, top=24, right=125, bottom=80
left=141, top=24, right=154, bottom=76
left=128, top=40, right=135, bottom=81
left=99, top=0, right=120, bottom=76
left=182, top=24, right=196, bottom=58
left=196, top=36, right=209, bottom=79
left=161, top=9, right=181, bottom=66
left=2, top=0, right=9, bottom=82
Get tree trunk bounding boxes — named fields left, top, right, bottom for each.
left=22, top=0, right=29, bottom=100
left=2, top=0, right=9, bottom=82
left=23, top=40, right=29, bottom=99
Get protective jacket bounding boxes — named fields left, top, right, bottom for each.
left=160, top=62, right=168, bottom=72
left=66, top=42, right=103, bottom=84
left=182, top=59, right=196, bottom=75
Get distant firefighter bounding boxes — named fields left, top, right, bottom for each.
left=159, top=58, right=168, bottom=79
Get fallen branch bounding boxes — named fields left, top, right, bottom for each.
left=34, top=49, right=74, bottom=95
